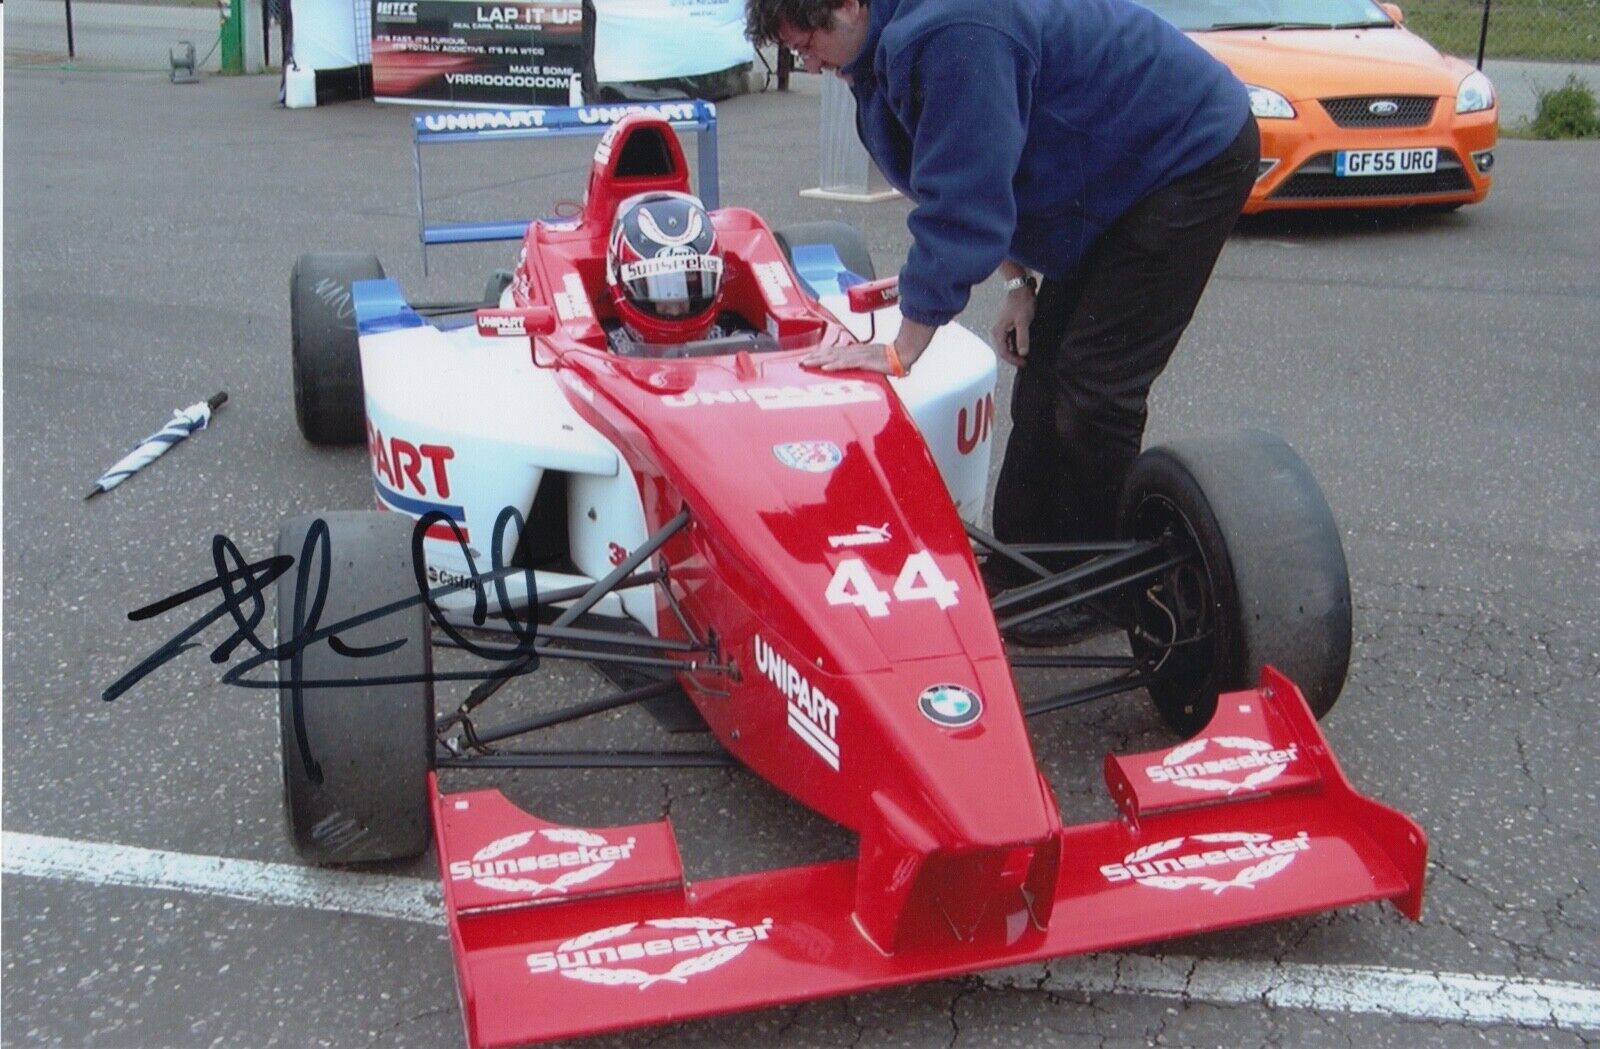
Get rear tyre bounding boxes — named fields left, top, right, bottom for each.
left=290, top=253, right=384, bottom=446
left=773, top=221, right=877, bottom=284
left=277, top=511, right=434, bottom=863
left=1116, top=431, right=1351, bottom=737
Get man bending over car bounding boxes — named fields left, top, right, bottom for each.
left=746, top=0, right=1259, bottom=644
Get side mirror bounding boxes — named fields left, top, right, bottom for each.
left=1380, top=3, right=1404, bottom=23
left=846, top=277, right=900, bottom=314
left=475, top=306, right=557, bottom=337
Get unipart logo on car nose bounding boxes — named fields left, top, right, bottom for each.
left=1368, top=99, right=1400, bottom=116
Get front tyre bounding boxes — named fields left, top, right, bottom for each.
left=1117, top=431, right=1352, bottom=737
left=277, top=511, right=434, bottom=863
left=290, top=253, right=384, bottom=446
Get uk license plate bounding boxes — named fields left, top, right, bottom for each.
left=1335, top=148, right=1438, bottom=176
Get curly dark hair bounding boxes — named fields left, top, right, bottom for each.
left=744, top=0, right=851, bottom=47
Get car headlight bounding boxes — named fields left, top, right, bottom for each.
left=1247, top=84, right=1296, bottom=119
left=1456, top=70, right=1495, bottom=113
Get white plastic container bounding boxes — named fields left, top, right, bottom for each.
left=285, top=63, right=317, bottom=109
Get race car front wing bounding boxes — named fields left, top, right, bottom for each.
left=430, top=665, right=1425, bottom=1047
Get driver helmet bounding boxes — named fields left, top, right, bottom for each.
left=606, top=191, right=724, bottom=345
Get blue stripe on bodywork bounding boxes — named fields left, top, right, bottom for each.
left=375, top=483, right=466, bottom=521
left=353, top=279, right=425, bottom=336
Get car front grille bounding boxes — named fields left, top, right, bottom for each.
left=1319, top=95, right=1437, bottom=128
left=1269, top=150, right=1472, bottom=200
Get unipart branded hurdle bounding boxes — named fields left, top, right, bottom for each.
left=411, top=101, right=719, bottom=273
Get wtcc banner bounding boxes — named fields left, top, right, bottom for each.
left=373, top=0, right=584, bottom=106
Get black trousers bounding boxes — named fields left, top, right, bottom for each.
left=992, top=118, right=1260, bottom=547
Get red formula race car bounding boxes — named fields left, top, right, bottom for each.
left=281, top=107, right=1426, bottom=1047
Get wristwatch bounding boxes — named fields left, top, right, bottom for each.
left=1002, top=274, right=1038, bottom=295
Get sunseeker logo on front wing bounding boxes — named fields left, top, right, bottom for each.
left=1145, top=736, right=1298, bottom=795
left=1101, top=831, right=1310, bottom=894
left=527, top=917, right=774, bottom=988
left=448, top=828, right=636, bottom=896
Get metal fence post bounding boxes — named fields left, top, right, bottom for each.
left=799, top=74, right=899, bottom=203
left=1476, top=0, right=1492, bottom=68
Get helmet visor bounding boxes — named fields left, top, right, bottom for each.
left=617, top=255, right=723, bottom=319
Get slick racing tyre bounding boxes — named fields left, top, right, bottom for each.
left=277, top=511, right=434, bottom=863
left=1117, top=431, right=1352, bottom=738
left=290, top=253, right=384, bottom=446
left=773, top=221, right=877, bottom=285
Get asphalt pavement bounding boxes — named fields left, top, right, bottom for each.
left=4, top=61, right=1599, bottom=1049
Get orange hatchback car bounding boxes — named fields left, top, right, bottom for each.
left=1142, top=0, right=1498, bottom=211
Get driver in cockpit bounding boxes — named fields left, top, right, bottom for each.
left=603, top=191, right=757, bottom=356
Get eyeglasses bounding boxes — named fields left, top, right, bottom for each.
left=781, top=26, right=821, bottom=56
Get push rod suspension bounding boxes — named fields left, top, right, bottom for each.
left=435, top=620, right=700, bottom=653
left=450, top=510, right=692, bottom=715
left=990, top=542, right=1164, bottom=616
left=436, top=749, right=735, bottom=769
left=461, top=679, right=681, bottom=747
left=1009, top=653, right=1139, bottom=669
left=1022, top=673, right=1154, bottom=718
left=995, top=553, right=1186, bottom=633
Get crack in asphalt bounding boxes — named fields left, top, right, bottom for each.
left=356, top=1004, right=454, bottom=1049
left=838, top=995, right=866, bottom=1049
left=945, top=977, right=983, bottom=1049
left=771, top=1003, right=805, bottom=1043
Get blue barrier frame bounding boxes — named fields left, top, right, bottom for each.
left=412, top=101, right=720, bottom=274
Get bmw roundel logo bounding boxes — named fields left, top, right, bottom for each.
left=918, top=684, right=982, bottom=728
left=1368, top=99, right=1400, bottom=116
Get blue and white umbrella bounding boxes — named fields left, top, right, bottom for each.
left=85, top=392, right=228, bottom=499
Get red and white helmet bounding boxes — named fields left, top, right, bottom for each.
left=606, top=191, right=723, bottom=345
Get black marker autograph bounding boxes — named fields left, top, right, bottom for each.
left=104, top=508, right=542, bottom=782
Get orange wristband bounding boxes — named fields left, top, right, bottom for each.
left=884, top=343, right=907, bottom=377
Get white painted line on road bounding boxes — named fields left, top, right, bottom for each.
left=6, top=831, right=1598, bottom=1030
left=3, top=831, right=441, bottom=925
left=987, top=954, right=1600, bottom=1031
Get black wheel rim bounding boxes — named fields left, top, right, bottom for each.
left=1126, top=492, right=1223, bottom=734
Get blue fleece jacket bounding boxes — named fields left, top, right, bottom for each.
left=842, top=0, right=1250, bottom=327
